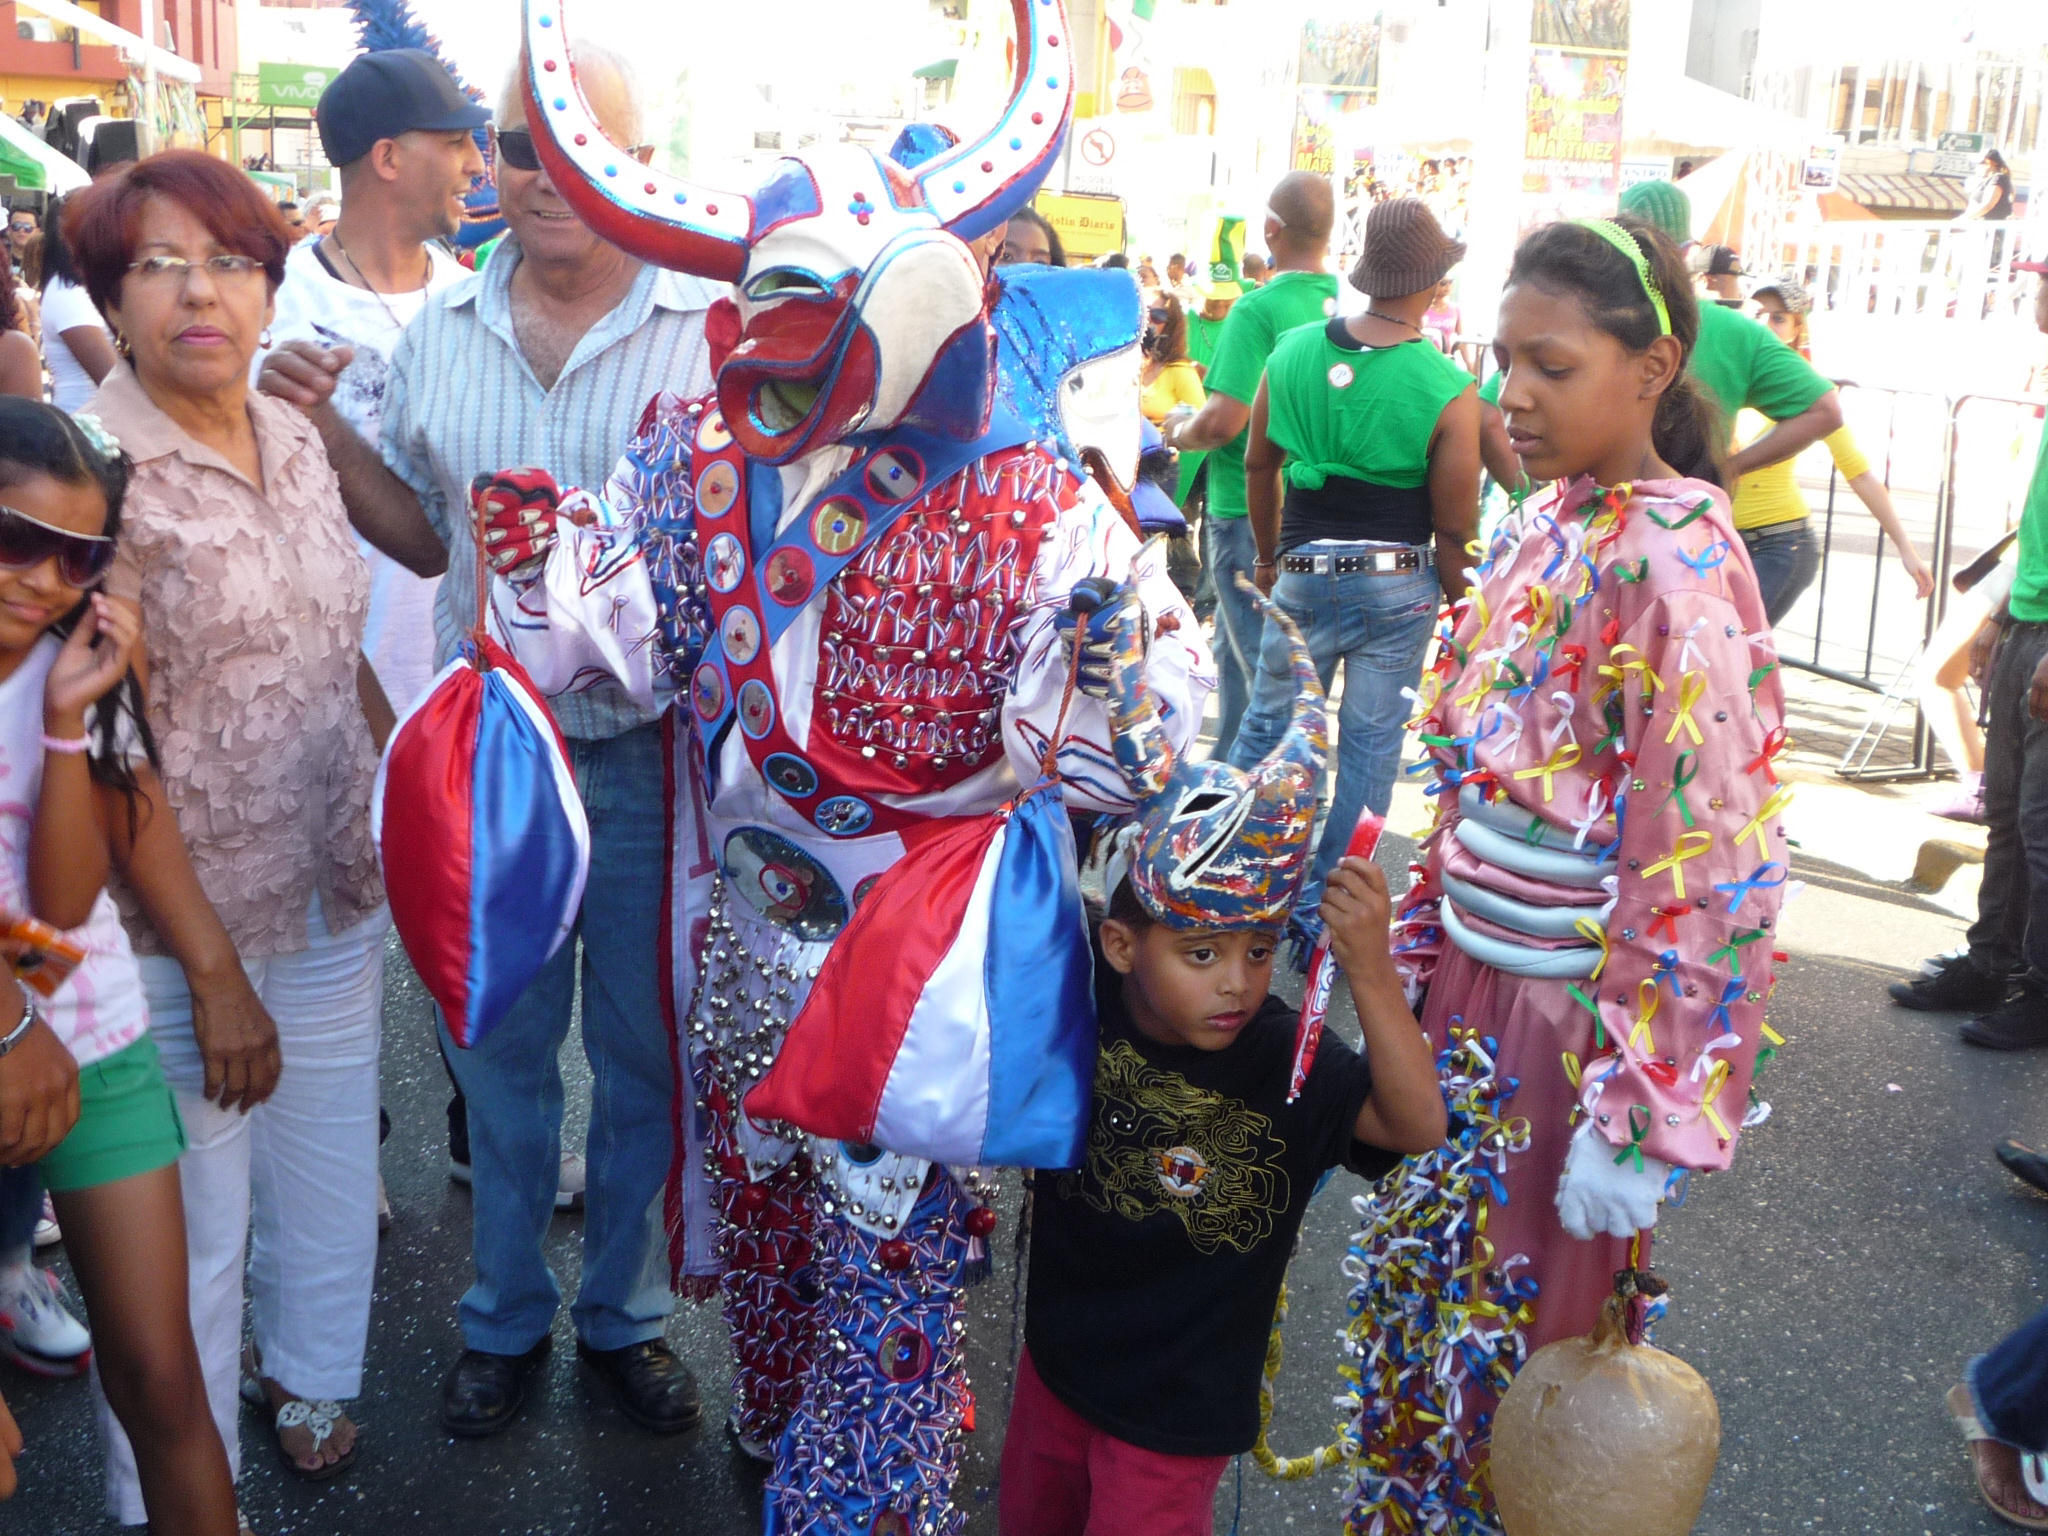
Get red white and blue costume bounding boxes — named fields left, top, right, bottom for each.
left=483, top=2, right=1211, bottom=1528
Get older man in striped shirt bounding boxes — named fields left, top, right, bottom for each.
left=298, top=46, right=722, bottom=1441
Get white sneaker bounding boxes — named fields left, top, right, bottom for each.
left=555, top=1152, right=586, bottom=1212
left=0, top=1261, right=92, bottom=1376
left=449, top=1151, right=586, bottom=1210
left=32, top=1193, right=60, bottom=1249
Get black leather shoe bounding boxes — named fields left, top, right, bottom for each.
left=1888, top=954, right=2009, bottom=1012
left=577, top=1339, right=703, bottom=1435
left=440, top=1336, right=552, bottom=1437
left=1998, top=1137, right=2048, bottom=1195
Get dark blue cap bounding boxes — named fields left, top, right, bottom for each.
left=316, top=48, right=491, bottom=169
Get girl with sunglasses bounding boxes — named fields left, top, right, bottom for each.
left=0, top=398, right=241, bottom=1534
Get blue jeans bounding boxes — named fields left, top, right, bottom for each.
left=441, top=721, right=676, bottom=1354
left=1972, top=1302, right=2048, bottom=1452
left=1205, top=514, right=1261, bottom=758
left=1741, top=519, right=1820, bottom=627
left=0, top=1163, right=38, bottom=1263
left=1227, top=552, right=1439, bottom=908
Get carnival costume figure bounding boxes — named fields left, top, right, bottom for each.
left=473, top=3, right=1211, bottom=1530
left=1342, top=467, right=1790, bottom=1531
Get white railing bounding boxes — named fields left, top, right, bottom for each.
left=1765, top=219, right=2041, bottom=327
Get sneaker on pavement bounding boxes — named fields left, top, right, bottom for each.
left=449, top=1151, right=587, bottom=1210
left=32, top=1193, right=60, bottom=1249
left=0, top=1262, right=92, bottom=1376
left=1889, top=954, right=2009, bottom=1012
left=1962, top=985, right=2048, bottom=1051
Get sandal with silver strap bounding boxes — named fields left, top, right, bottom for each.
left=239, top=1343, right=359, bottom=1483
left=1951, top=1382, right=2048, bottom=1530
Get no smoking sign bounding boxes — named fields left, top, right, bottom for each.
left=1080, top=128, right=1116, bottom=167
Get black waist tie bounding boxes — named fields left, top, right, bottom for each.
left=1281, top=475, right=1434, bottom=553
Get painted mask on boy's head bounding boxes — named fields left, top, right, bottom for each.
left=1108, top=582, right=1327, bottom=930
left=519, top=0, right=1073, bottom=463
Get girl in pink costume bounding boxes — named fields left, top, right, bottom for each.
left=1343, top=218, right=1791, bottom=1533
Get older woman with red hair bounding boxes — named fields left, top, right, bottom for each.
left=67, top=150, right=388, bottom=1517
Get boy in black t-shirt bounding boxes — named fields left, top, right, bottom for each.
left=999, top=588, right=1447, bottom=1536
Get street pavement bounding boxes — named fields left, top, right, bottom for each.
left=6, top=671, right=2045, bottom=1536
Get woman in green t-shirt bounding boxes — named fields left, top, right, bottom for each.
left=1226, top=198, right=1480, bottom=926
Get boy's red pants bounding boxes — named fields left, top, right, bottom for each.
left=998, top=1348, right=1230, bottom=1536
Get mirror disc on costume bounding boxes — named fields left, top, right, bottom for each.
left=878, top=1326, right=934, bottom=1383
left=704, top=532, right=745, bottom=593
left=697, top=411, right=733, bottom=451
left=763, top=753, right=819, bottom=799
left=852, top=873, right=882, bottom=909
left=721, top=827, right=848, bottom=939
left=864, top=449, right=925, bottom=504
left=696, top=459, right=740, bottom=518
left=691, top=664, right=726, bottom=722
left=813, top=795, right=874, bottom=838
left=764, top=547, right=815, bottom=606
left=720, top=605, right=761, bottom=666
left=738, top=679, right=776, bottom=739
left=810, top=497, right=867, bottom=556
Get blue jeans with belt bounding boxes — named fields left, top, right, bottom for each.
left=1226, top=543, right=1440, bottom=909
left=441, top=720, right=677, bottom=1355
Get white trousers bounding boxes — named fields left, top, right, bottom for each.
left=96, top=903, right=387, bottom=1524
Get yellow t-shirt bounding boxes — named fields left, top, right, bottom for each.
left=1730, top=415, right=1871, bottom=532
left=1141, top=359, right=1206, bottom=424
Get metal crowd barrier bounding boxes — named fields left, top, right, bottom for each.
left=1796, top=386, right=2046, bottom=780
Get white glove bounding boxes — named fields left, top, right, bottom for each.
left=1554, top=1120, right=1671, bottom=1240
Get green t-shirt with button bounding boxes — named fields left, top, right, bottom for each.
left=1265, top=324, right=1473, bottom=490
left=1687, top=301, right=1831, bottom=438
left=1199, top=270, right=1341, bottom=521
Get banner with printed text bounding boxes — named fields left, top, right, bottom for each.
left=1522, top=41, right=1626, bottom=223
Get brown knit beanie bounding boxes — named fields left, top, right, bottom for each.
left=1348, top=198, right=1465, bottom=299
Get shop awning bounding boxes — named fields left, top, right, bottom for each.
left=11, top=0, right=202, bottom=84
left=912, top=58, right=958, bottom=81
left=0, top=113, right=89, bottom=194
left=1838, top=171, right=1968, bottom=216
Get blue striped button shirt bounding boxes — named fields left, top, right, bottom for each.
left=380, top=236, right=721, bottom=739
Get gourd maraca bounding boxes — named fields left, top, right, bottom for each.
left=1489, top=1272, right=1720, bottom=1535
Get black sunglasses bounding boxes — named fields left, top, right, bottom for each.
left=0, top=503, right=116, bottom=587
left=496, top=128, right=651, bottom=174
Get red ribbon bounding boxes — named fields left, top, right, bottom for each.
left=1555, top=643, right=1587, bottom=691
left=1648, top=903, right=1689, bottom=942
left=1746, top=724, right=1788, bottom=782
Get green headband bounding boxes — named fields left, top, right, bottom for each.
left=1575, top=218, right=1672, bottom=337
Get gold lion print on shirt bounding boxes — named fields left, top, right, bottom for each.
left=1057, top=1038, right=1288, bottom=1255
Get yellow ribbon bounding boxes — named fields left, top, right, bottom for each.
left=1527, top=584, right=1554, bottom=636
left=1641, top=828, right=1714, bottom=900
left=1664, top=669, right=1707, bottom=746
left=1699, top=1058, right=1733, bottom=1139
left=1405, top=671, right=1445, bottom=731
left=1512, top=742, right=1581, bottom=802
left=1561, top=1051, right=1583, bottom=1088
left=1573, top=917, right=1610, bottom=980
left=1629, top=977, right=1660, bottom=1056
left=1760, top=1021, right=1786, bottom=1047
left=1454, top=660, right=1496, bottom=714
left=1735, top=783, right=1796, bottom=857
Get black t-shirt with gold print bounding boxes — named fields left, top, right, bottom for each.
left=1024, top=952, right=1397, bottom=1457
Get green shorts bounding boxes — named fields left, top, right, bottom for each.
left=40, top=1032, right=186, bottom=1194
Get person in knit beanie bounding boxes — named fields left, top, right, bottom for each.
left=1618, top=178, right=1693, bottom=248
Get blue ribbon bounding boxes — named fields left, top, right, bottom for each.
left=1678, top=538, right=1732, bottom=583
left=1708, top=975, right=1746, bottom=1033
left=1714, top=860, right=1788, bottom=915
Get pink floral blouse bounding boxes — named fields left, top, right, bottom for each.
left=88, top=366, right=385, bottom=958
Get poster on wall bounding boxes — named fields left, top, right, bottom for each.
left=1298, top=16, right=1381, bottom=93
left=1291, top=90, right=1374, bottom=177
left=1531, top=0, right=1629, bottom=52
left=1523, top=48, right=1626, bottom=218
left=1802, top=145, right=1841, bottom=190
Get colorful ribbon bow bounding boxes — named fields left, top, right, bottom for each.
left=1714, top=861, right=1788, bottom=915
left=1642, top=828, right=1713, bottom=899
left=1735, top=784, right=1795, bottom=858
left=1513, top=742, right=1581, bottom=802
left=1664, top=670, right=1708, bottom=746
left=1707, top=975, right=1747, bottom=1033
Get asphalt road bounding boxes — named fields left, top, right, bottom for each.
left=7, top=745, right=2044, bottom=1536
